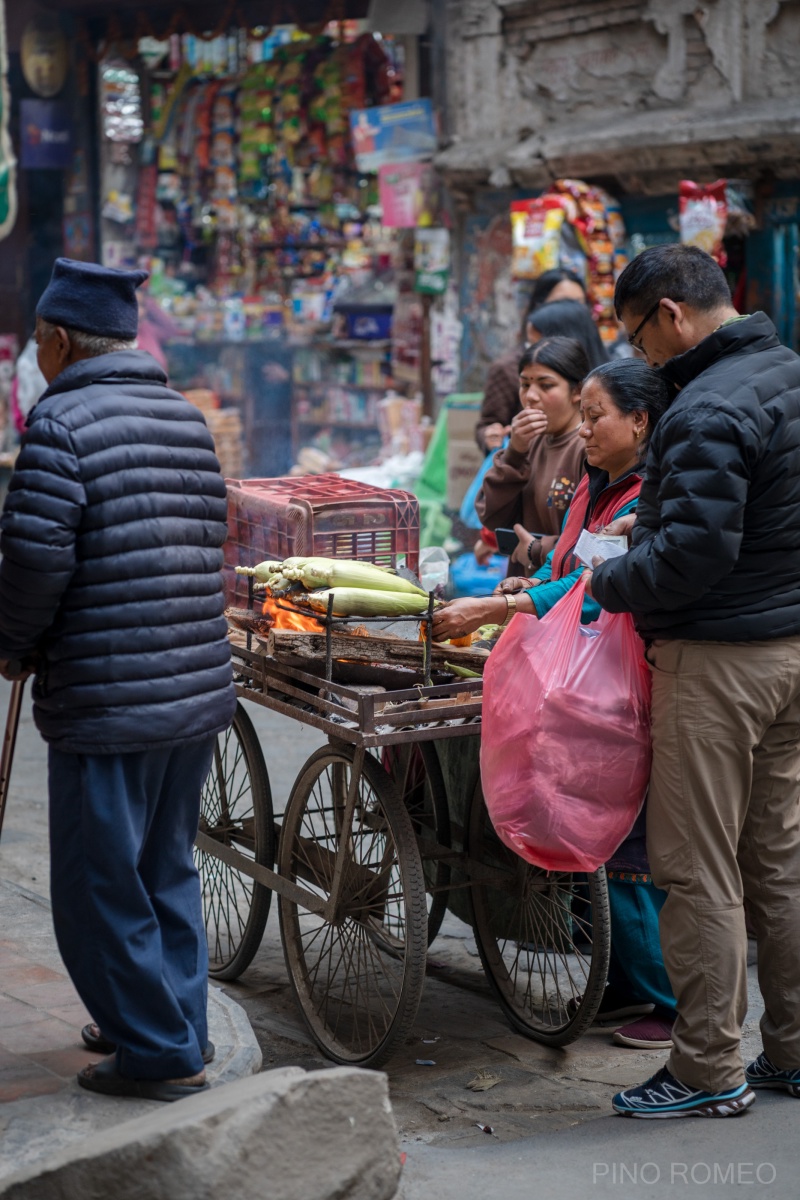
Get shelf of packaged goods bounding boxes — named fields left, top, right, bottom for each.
left=165, top=336, right=391, bottom=352
left=295, top=418, right=380, bottom=431
left=166, top=337, right=290, bottom=349
left=256, top=240, right=345, bottom=251
left=292, top=381, right=389, bottom=391
left=290, top=339, right=393, bottom=352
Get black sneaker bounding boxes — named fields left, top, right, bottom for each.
left=613, top=1066, right=755, bottom=1119
left=745, top=1052, right=800, bottom=1097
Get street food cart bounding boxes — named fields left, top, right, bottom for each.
left=194, top=476, right=611, bottom=1068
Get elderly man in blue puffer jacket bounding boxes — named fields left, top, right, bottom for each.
left=0, top=258, right=236, bottom=1102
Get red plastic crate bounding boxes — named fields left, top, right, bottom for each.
left=223, top=474, right=420, bottom=607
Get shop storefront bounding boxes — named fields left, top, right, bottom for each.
left=77, top=1, right=444, bottom=479
left=0, top=0, right=455, bottom=483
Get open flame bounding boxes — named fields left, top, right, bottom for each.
left=261, top=594, right=322, bottom=632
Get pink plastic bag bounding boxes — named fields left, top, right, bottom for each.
left=480, top=582, right=651, bottom=873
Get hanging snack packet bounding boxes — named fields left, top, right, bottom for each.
left=679, top=179, right=728, bottom=264
left=510, top=198, right=566, bottom=279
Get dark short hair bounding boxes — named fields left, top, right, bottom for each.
left=614, top=244, right=731, bottom=318
left=526, top=267, right=586, bottom=314
left=526, top=299, right=609, bottom=369
left=583, top=359, right=671, bottom=451
left=518, top=336, right=589, bottom=388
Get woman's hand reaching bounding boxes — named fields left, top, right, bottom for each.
left=494, top=576, right=538, bottom=595
left=432, top=596, right=508, bottom=642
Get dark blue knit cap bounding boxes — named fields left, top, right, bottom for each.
left=36, top=258, right=149, bottom=340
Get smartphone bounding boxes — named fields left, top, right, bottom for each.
left=494, top=528, right=544, bottom=556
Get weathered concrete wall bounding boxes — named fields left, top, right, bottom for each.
left=439, top=0, right=800, bottom=189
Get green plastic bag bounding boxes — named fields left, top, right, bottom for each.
left=414, top=406, right=448, bottom=503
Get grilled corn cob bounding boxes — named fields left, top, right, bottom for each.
left=235, top=561, right=283, bottom=583
left=281, top=558, right=425, bottom=596
left=305, top=587, right=432, bottom=617
left=235, top=556, right=410, bottom=592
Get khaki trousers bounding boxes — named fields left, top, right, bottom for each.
left=646, top=636, right=800, bottom=1093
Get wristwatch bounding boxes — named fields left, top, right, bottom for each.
left=502, top=593, right=517, bottom=627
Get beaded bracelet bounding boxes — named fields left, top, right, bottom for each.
left=527, top=534, right=543, bottom=563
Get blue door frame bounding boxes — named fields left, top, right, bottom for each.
left=745, top=184, right=800, bottom=350
left=747, top=224, right=799, bottom=350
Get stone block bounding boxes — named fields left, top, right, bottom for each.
left=0, top=1066, right=400, bottom=1200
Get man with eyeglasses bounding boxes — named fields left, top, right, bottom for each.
left=588, top=243, right=800, bottom=1119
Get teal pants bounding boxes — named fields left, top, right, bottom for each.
left=606, top=878, right=676, bottom=1017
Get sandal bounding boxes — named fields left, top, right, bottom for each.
left=77, top=1057, right=209, bottom=1103
left=80, top=1024, right=215, bottom=1064
left=80, top=1024, right=116, bottom=1055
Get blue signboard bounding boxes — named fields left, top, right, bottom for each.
left=350, top=98, right=437, bottom=173
left=20, top=99, right=71, bottom=169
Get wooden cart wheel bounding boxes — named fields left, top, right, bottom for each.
left=195, top=702, right=275, bottom=981
left=467, top=777, right=610, bottom=1046
left=279, top=743, right=428, bottom=1068
left=382, top=742, right=451, bottom=946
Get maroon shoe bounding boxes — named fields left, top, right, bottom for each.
left=612, top=1015, right=675, bottom=1049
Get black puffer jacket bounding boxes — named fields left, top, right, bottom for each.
left=0, top=351, right=236, bottom=752
left=593, top=313, right=800, bottom=641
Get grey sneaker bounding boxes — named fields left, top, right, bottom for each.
left=745, top=1052, right=800, bottom=1097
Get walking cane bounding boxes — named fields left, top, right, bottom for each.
left=0, top=676, right=25, bottom=843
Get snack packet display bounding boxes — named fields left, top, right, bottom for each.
left=679, top=179, right=728, bottom=265
left=510, top=180, right=627, bottom=343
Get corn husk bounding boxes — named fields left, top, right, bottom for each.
left=305, top=588, right=432, bottom=618
left=277, top=556, right=394, bottom=576
left=444, top=662, right=482, bottom=678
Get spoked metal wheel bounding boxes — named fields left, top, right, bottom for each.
left=279, top=743, right=428, bottom=1067
left=467, top=778, right=610, bottom=1046
left=382, top=742, right=451, bottom=945
left=194, top=702, right=275, bottom=980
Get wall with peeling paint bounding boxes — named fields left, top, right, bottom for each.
left=438, top=0, right=800, bottom=394
left=439, top=0, right=800, bottom=190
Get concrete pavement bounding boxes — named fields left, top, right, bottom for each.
left=400, top=1091, right=795, bottom=1200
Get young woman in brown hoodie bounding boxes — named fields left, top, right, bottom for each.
left=475, top=269, right=590, bottom=454
left=476, top=337, right=589, bottom=575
